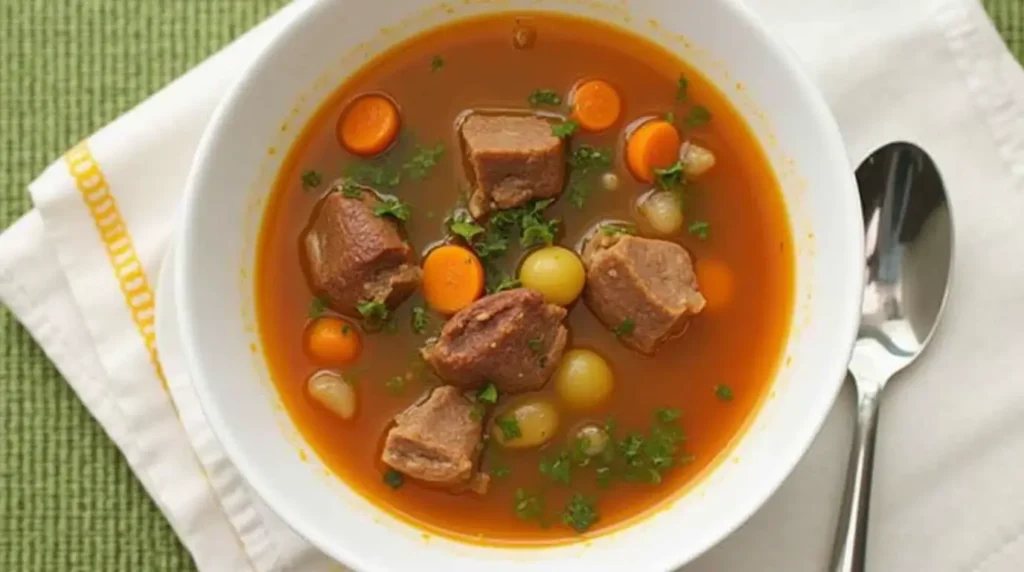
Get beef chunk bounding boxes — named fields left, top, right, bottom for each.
left=303, top=186, right=421, bottom=315
left=421, top=289, right=568, bottom=394
left=381, top=386, right=483, bottom=486
left=582, top=234, right=706, bottom=354
left=460, top=114, right=565, bottom=218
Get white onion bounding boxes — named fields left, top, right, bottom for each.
left=639, top=190, right=684, bottom=236
left=307, top=370, right=357, bottom=420
left=680, top=141, right=716, bottom=177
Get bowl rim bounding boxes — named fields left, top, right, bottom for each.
left=175, top=0, right=864, bottom=569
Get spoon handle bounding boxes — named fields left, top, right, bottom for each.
left=830, top=380, right=882, bottom=572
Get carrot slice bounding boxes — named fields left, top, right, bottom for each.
left=697, top=258, right=735, bottom=312
left=626, top=119, right=681, bottom=183
left=422, top=245, right=485, bottom=314
left=571, top=79, right=622, bottom=132
left=306, top=317, right=362, bottom=365
left=337, top=94, right=400, bottom=156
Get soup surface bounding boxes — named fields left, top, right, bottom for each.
left=256, top=13, right=793, bottom=545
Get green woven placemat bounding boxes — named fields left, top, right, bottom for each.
left=0, top=1, right=1020, bottom=570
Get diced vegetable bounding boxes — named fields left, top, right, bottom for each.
left=493, top=399, right=560, bottom=449
left=638, top=190, right=684, bottom=237
left=305, top=317, right=362, bottom=365
left=600, top=172, right=619, bottom=192
left=574, top=424, right=610, bottom=457
left=307, top=370, right=358, bottom=420
left=554, top=349, right=615, bottom=411
left=625, top=119, right=681, bottom=183
left=697, top=258, right=735, bottom=312
left=337, top=94, right=400, bottom=157
left=422, top=245, right=485, bottom=314
left=680, top=141, right=716, bottom=177
left=571, top=79, right=622, bottom=132
left=517, top=246, right=586, bottom=306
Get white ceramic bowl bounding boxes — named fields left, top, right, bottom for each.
left=177, top=0, right=863, bottom=570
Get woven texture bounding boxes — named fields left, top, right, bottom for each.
left=0, top=1, right=1020, bottom=570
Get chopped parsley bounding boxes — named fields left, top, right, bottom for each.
left=653, top=160, right=686, bottom=191
left=596, top=466, right=613, bottom=489
left=684, top=105, right=712, bottom=127
left=488, top=275, right=521, bottom=294
left=356, top=300, right=390, bottom=331
left=539, top=451, right=573, bottom=485
left=492, top=466, right=511, bottom=478
left=528, top=88, right=562, bottom=107
left=567, top=145, right=613, bottom=208
left=384, top=376, right=405, bottom=394
left=410, top=306, right=429, bottom=335
left=402, top=144, right=444, bottom=180
left=514, top=488, right=545, bottom=522
left=675, top=74, right=689, bottom=101
left=518, top=200, right=559, bottom=247
left=345, top=162, right=401, bottom=189
left=612, top=318, right=635, bottom=338
left=372, top=196, right=411, bottom=221
left=430, top=55, right=444, bottom=72
left=656, top=408, right=681, bottom=423
left=300, top=169, right=322, bottom=190
left=688, top=220, right=711, bottom=239
left=664, top=110, right=676, bottom=124
left=340, top=179, right=364, bottom=198
left=562, top=494, right=599, bottom=533
left=307, top=297, right=327, bottom=319
left=599, top=222, right=636, bottom=237
left=715, top=384, right=734, bottom=401
left=496, top=417, right=522, bottom=441
left=527, top=338, right=543, bottom=354
left=551, top=119, right=578, bottom=139
left=468, top=402, right=486, bottom=422
left=477, top=383, right=499, bottom=405
left=383, top=469, right=404, bottom=490
left=449, top=213, right=485, bottom=242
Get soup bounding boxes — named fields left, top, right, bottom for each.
left=256, top=13, right=793, bottom=545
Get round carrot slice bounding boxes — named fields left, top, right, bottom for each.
left=626, top=119, right=681, bottom=183
left=422, top=245, right=485, bottom=314
left=571, top=79, right=622, bottom=132
left=306, top=317, right=362, bottom=365
left=697, top=258, right=735, bottom=312
left=337, top=94, right=400, bottom=156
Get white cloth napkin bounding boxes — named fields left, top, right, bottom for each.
left=2, top=0, right=1022, bottom=570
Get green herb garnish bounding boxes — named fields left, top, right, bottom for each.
left=469, top=402, right=485, bottom=422
left=430, top=55, right=444, bottom=72
left=551, top=119, right=578, bottom=139
left=664, top=110, right=676, bottom=124
left=599, top=222, right=636, bottom=237
left=539, top=451, right=573, bottom=485
left=411, top=306, right=429, bottom=335
left=372, top=197, right=411, bottom=221
left=385, top=376, right=405, bottom=394
left=449, top=213, right=485, bottom=242
left=489, top=275, right=521, bottom=294
left=527, top=338, right=543, bottom=354
left=301, top=169, right=322, bottom=190
left=340, top=179, right=364, bottom=198
left=402, top=144, right=444, bottom=180
left=675, top=74, right=689, bottom=101
left=496, top=417, right=522, bottom=441
left=656, top=408, right=681, bottom=423
left=684, top=105, right=712, bottom=127
left=477, top=383, right=499, bottom=405
left=493, top=466, right=511, bottom=478
left=383, top=469, right=404, bottom=490
left=688, top=220, right=711, bottom=240
left=356, top=300, right=390, bottom=331
left=514, top=488, right=545, bottom=522
left=715, top=384, right=734, bottom=401
left=567, top=145, right=612, bottom=208
left=307, top=297, right=328, bottom=319
left=562, top=494, right=599, bottom=533
left=345, top=162, right=401, bottom=189
left=653, top=160, right=686, bottom=190
left=528, top=89, right=563, bottom=107
left=612, top=318, right=635, bottom=338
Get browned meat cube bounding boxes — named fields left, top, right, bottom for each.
left=421, top=289, right=568, bottom=394
left=303, top=185, right=422, bottom=315
left=582, top=234, right=706, bottom=354
left=460, top=114, right=566, bottom=217
left=381, top=386, right=483, bottom=486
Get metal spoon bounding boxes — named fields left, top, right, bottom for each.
left=829, top=142, right=954, bottom=572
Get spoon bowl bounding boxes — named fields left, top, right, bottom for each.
left=831, top=142, right=954, bottom=571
